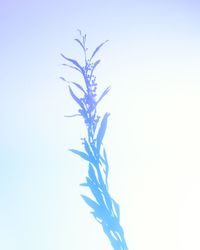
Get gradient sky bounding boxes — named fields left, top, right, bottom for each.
left=1, top=1, right=200, bottom=250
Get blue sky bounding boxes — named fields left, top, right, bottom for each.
left=1, top=1, right=200, bottom=249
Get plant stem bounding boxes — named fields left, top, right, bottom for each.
left=62, top=31, right=128, bottom=250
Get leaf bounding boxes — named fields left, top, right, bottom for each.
left=79, top=108, right=88, bottom=121
left=102, top=189, right=113, bottom=213
left=102, top=147, right=108, bottom=163
left=64, top=113, right=81, bottom=118
left=102, top=223, right=121, bottom=250
left=112, top=199, right=120, bottom=221
left=70, top=81, right=87, bottom=95
left=69, top=149, right=89, bottom=161
left=83, top=139, right=97, bottom=165
left=90, top=40, right=109, bottom=61
left=80, top=182, right=88, bottom=187
left=86, top=83, right=109, bottom=113
left=61, top=53, right=83, bottom=72
left=88, top=164, right=99, bottom=185
left=91, top=206, right=108, bottom=223
left=96, top=112, right=110, bottom=153
left=96, top=86, right=111, bottom=105
left=68, top=86, right=84, bottom=109
left=102, top=147, right=109, bottom=186
left=81, top=195, right=99, bottom=211
left=62, top=63, right=82, bottom=73
left=86, top=177, right=106, bottom=207
left=74, top=38, right=85, bottom=51
left=93, top=59, right=101, bottom=69
left=59, top=76, right=66, bottom=81
left=90, top=60, right=101, bottom=76
left=83, top=73, right=90, bottom=89
left=91, top=211, right=103, bottom=223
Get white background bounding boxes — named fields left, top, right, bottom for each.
left=1, top=0, right=200, bottom=249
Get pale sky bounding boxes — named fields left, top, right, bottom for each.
left=1, top=1, right=200, bottom=249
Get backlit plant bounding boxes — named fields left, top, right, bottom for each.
left=61, top=30, right=128, bottom=250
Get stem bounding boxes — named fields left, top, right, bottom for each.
left=64, top=32, right=128, bottom=250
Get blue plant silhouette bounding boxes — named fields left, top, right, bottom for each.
left=61, top=31, right=128, bottom=250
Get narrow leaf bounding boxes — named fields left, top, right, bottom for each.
left=83, top=139, right=97, bottom=165
left=70, top=81, right=87, bottom=95
left=96, top=86, right=111, bottom=105
left=88, top=164, right=99, bottom=185
left=102, top=147, right=109, bottom=170
left=64, top=113, right=81, bottom=118
left=80, top=182, right=88, bottom=187
left=92, top=211, right=103, bottom=223
left=102, top=147, right=109, bottom=186
left=102, top=189, right=113, bottom=213
left=61, top=53, right=83, bottom=72
left=96, top=112, right=110, bottom=152
left=90, top=40, right=109, bottom=61
left=91, top=206, right=108, bottom=222
left=90, top=60, right=101, bottom=75
left=112, top=199, right=120, bottom=221
left=69, top=149, right=89, bottom=161
left=81, top=195, right=99, bottom=211
left=102, top=223, right=121, bottom=250
left=86, top=177, right=105, bottom=206
left=59, top=77, right=66, bottom=81
left=93, top=59, right=101, bottom=69
left=62, top=63, right=82, bottom=73
left=68, top=86, right=84, bottom=109
left=74, top=38, right=85, bottom=51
